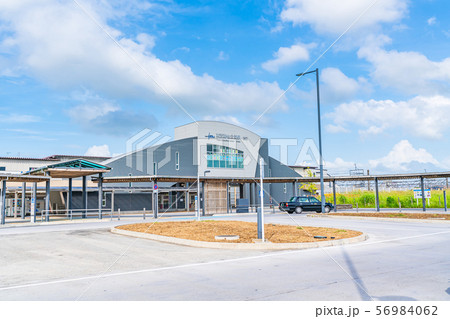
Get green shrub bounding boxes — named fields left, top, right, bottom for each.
left=386, top=196, right=397, bottom=208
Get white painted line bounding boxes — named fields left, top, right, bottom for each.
left=0, top=229, right=448, bottom=292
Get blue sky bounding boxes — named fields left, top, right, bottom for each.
left=1, top=0, right=450, bottom=174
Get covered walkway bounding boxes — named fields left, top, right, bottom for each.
left=24, top=159, right=111, bottom=222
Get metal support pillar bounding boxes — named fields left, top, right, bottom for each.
left=444, top=190, right=447, bottom=212
left=253, top=183, right=258, bottom=211
left=333, top=180, right=337, bottom=212
left=98, top=173, right=103, bottom=219
left=111, top=190, right=115, bottom=214
left=226, top=182, right=230, bottom=214
left=68, top=178, right=72, bottom=219
left=153, top=191, right=158, bottom=219
left=420, top=176, right=426, bottom=212
left=1, top=180, right=6, bottom=225
left=258, top=158, right=265, bottom=240
left=82, top=176, right=87, bottom=218
left=31, top=182, right=37, bottom=223
left=14, top=191, right=18, bottom=218
left=375, top=178, right=380, bottom=212
left=201, top=181, right=206, bottom=216
left=153, top=179, right=159, bottom=218
left=21, top=182, right=26, bottom=219
left=45, top=179, right=50, bottom=222
left=248, top=183, right=252, bottom=212
left=186, top=191, right=189, bottom=211
left=252, top=183, right=257, bottom=209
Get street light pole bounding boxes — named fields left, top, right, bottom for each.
left=296, top=68, right=325, bottom=213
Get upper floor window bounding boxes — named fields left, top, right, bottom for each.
left=206, top=144, right=244, bottom=169
left=175, top=152, right=180, bottom=170
left=0, top=167, right=5, bottom=171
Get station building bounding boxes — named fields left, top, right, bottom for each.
left=0, top=121, right=303, bottom=219
left=101, top=121, right=303, bottom=213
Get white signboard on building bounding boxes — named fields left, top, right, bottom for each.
left=414, top=189, right=431, bottom=199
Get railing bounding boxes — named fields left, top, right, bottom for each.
left=3, top=204, right=280, bottom=225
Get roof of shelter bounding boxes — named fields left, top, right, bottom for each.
left=26, top=159, right=111, bottom=178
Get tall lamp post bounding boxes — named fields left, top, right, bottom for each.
left=296, top=68, right=325, bottom=213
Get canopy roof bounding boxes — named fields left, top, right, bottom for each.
left=27, top=159, right=111, bottom=178
left=0, top=174, right=50, bottom=183
left=91, top=171, right=450, bottom=184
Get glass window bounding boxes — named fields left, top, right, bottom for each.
left=175, top=152, right=180, bottom=170
left=310, top=197, right=320, bottom=203
left=206, top=144, right=244, bottom=169
left=297, top=197, right=309, bottom=203
left=0, top=167, right=5, bottom=171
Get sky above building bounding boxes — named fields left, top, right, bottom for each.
left=0, top=0, right=449, bottom=175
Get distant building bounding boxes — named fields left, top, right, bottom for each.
left=0, top=154, right=111, bottom=174
left=289, top=165, right=328, bottom=178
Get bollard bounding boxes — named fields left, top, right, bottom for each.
left=272, top=205, right=275, bottom=214
left=398, top=197, right=401, bottom=212
left=118, top=208, right=121, bottom=220
left=356, top=203, right=358, bottom=213
left=143, top=208, right=146, bottom=220
left=110, top=209, right=113, bottom=221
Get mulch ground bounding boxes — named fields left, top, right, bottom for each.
left=328, top=212, right=450, bottom=220
left=117, top=220, right=362, bottom=243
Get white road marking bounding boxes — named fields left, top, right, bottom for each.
left=0, top=229, right=448, bottom=292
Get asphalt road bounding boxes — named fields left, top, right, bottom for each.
left=0, top=213, right=448, bottom=301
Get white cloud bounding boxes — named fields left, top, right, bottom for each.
left=280, top=0, right=408, bottom=35
left=216, top=51, right=229, bottom=61
left=321, top=67, right=368, bottom=103
left=358, top=42, right=450, bottom=95
left=68, top=103, right=119, bottom=122
left=0, top=113, right=40, bottom=123
left=369, top=140, right=440, bottom=171
left=326, top=124, right=350, bottom=134
left=270, top=23, right=283, bottom=33
left=262, top=43, right=314, bottom=73
left=0, top=0, right=287, bottom=116
left=136, top=33, right=156, bottom=51
left=68, top=102, right=157, bottom=136
left=326, top=95, right=450, bottom=139
left=203, top=115, right=243, bottom=126
left=325, top=157, right=359, bottom=172
left=85, top=144, right=111, bottom=157
left=427, top=17, right=436, bottom=26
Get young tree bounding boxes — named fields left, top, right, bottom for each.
left=301, top=169, right=318, bottom=194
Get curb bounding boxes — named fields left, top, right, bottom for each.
left=111, top=227, right=368, bottom=250
left=307, top=214, right=450, bottom=224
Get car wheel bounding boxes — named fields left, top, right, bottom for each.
left=324, top=206, right=331, bottom=213
left=295, top=206, right=303, bottom=214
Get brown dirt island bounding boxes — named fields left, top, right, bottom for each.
left=327, top=212, right=450, bottom=220
left=116, top=220, right=362, bottom=243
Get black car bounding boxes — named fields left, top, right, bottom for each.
left=279, top=196, right=333, bottom=214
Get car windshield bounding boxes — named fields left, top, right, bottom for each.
left=289, top=197, right=296, bottom=202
